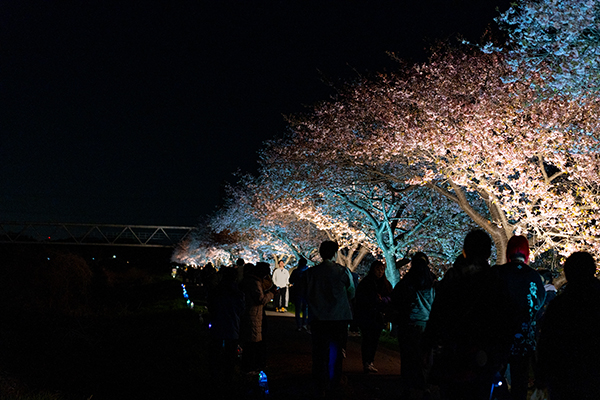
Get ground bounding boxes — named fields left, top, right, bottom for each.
left=233, top=307, right=406, bottom=400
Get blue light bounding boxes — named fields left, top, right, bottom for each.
left=258, top=371, right=269, bottom=395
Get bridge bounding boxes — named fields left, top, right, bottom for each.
left=0, top=222, right=195, bottom=248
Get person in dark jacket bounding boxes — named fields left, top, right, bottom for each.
left=306, top=240, right=355, bottom=396
left=537, top=251, right=600, bottom=400
left=391, top=252, right=435, bottom=393
left=354, top=260, right=393, bottom=373
left=494, top=235, right=545, bottom=400
left=424, top=229, right=513, bottom=400
left=207, top=266, right=245, bottom=385
left=289, top=257, right=309, bottom=331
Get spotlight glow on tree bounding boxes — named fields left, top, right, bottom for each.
left=262, top=114, right=474, bottom=284
left=494, top=0, right=600, bottom=96
left=275, top=50, right=600, bottom=264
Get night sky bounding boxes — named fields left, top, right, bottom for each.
left=1, top=0, right=509, bottom=227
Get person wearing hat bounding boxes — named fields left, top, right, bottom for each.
left=494, top=235, right=546, bottom=400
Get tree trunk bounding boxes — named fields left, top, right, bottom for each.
left=427, top=181, right=512, bottom=265
left=338, top=244, right=370, bottom=272
left=489, top=229, right=509, bottom=265
left=383, top=251, right=400, bottom=287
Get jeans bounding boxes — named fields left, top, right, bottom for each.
left=311, top=319, right=349, bottom=391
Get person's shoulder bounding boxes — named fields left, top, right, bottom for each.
left=333, top=261, right=347, bottom=270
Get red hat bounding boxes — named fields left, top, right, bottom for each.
left=506, top=235, right=530, bottom=264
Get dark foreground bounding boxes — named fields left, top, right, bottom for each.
left=0, top=277, right=205, bottom=400
left=250, top=309, right=405, bottom=400
left=1, top=276, right=408, bottom=400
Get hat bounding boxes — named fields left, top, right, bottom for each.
left=506, top=235, right=530, bottom=264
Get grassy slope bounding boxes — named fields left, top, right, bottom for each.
left=0, top=277, right=209, bottom=400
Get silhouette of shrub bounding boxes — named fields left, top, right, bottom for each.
left=32, top=252, right=93, bottom=314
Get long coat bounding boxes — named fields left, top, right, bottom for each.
left=240, top=275, right=275, bottom=342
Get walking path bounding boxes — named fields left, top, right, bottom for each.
left=262, top=309, right=403, bottom=400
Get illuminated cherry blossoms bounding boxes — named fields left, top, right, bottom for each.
left=175, top=2, right=600, bottom=277
left=494, top=0, right=600, bottom=95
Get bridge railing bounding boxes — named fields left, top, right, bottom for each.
left=0, top=222, right=195, bottom=248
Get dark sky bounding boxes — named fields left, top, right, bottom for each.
left=1, top=0, right=509, bottom=227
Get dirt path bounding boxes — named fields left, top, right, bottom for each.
left=263, top=310, right=404, bottom=400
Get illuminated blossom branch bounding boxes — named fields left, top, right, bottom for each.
left=262, top=124, right=473, bottom=284
left=276, top=50, right=600, bottom=264
left=209, top=178, right=328, bottom=266
left=493, top=0, right=600, bottom=96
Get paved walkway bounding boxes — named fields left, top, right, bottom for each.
left=262, top=309, right=404, bottom=400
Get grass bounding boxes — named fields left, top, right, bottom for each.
left=0, top=275, right=209, bottom=400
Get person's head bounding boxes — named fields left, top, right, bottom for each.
left=506, top=235, right=530, bottom=264
left=255, top=262, right=271, bottom=278
left=236, top=258, right=245, bottom=267
left=319, top=240, right=339, bottom=261
left=278, top=260, right=285, bottom=269
left=411, top=252, right=429, bottom=266
left=404, top=252, right=433, bottom=289
left=298, top=257, right=308, bottom=269
left=369, top=260, right=385, bottom=279
left=243, top=263, right=256, bottom=277
left=564, top=252, right=596, bottom=285
left=463, top=229, right=492, bottom=261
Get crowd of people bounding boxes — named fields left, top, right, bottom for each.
left=198, top=230, right=600, bottom=399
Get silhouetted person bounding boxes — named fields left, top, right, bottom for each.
left=355, top=260, right=392, bottom=373
left=424, top=229, right=512, bottom=400
left=537, top=251, right=600, bottom=400
left=201, top=262, right=218, bottom=299
left=206, top=267, right=245, bottom=387
left=234, top=257, right=245, bottom=284
left=495, top=235, right=545, bottom=400
left=239, top=262, right=277, bottom=373
left=289, top=257, right=309, bottom=331
left=391, top=252, right=435, bottom=394
left=306, top=240, right=355, bottom=397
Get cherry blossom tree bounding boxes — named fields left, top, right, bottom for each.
left=493, top=0, right=600, bottom=96
left=171, top=230, right=234, bottom=267
left=274, top=49, right=600, bottom=265
left=209, top=177, right=328, bottom=266
left=262, top=127, right=474, bottom=284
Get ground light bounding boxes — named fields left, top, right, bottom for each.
left=181, top=283, right=194, bottom=309
left=490, top=372, right=504, bottom=400
left=258, top=371, right=269, bottom=397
